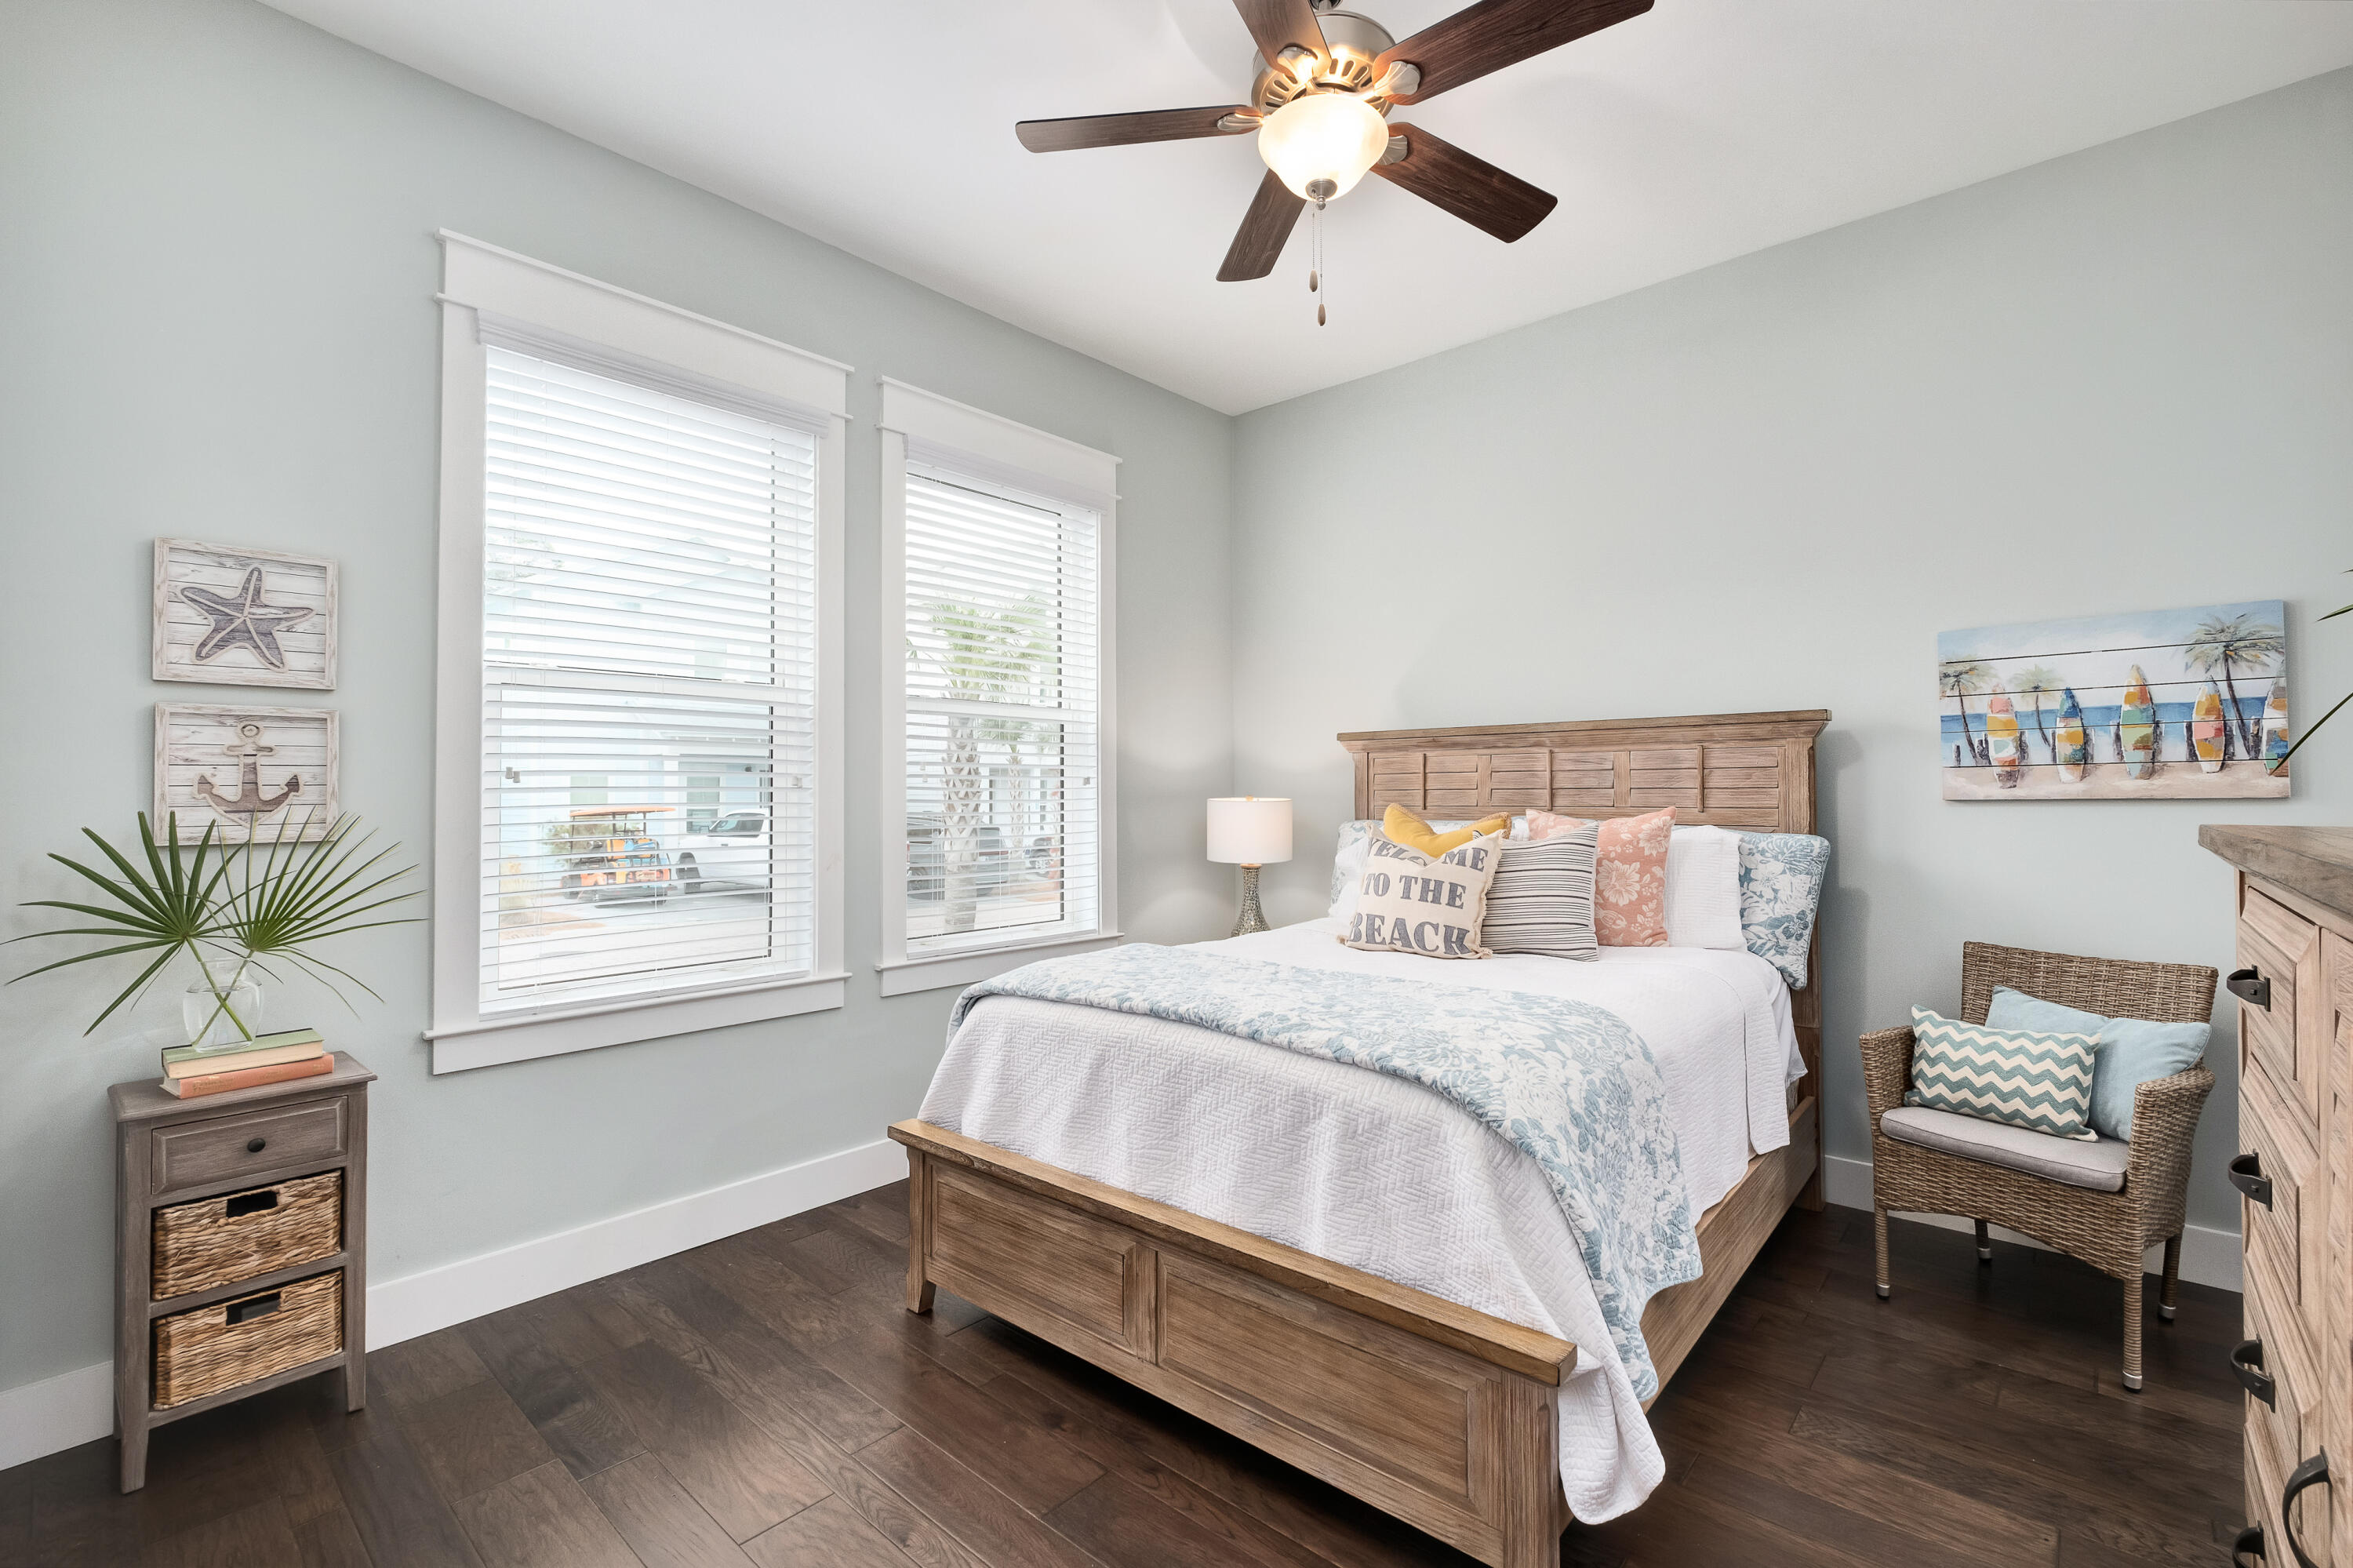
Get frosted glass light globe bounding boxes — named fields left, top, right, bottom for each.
left=1256, top=92, right=1388, bottom=202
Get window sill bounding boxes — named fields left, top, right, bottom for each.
left=427, top=970, right=850, bottom=1073
left=876, top=933, right=1122, bottom=997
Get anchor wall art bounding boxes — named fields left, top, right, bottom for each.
left=152, top=539, right=337, bottom=689
left=1940, top=600, right=2290, bottom=801
left=154, top=704, right=340, bottom=841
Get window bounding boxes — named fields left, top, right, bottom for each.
left=878, top=380, right=1118, bottom=995
left=431, top=234, right=846, bottom=1071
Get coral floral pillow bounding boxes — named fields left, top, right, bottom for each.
left=1528, top=806, right=1675, bottom=947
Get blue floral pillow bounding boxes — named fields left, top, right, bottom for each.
left=1737, top=833, right=1830, bottom=989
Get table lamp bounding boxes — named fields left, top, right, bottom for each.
left=1207, top=796, right=1292, bottom=937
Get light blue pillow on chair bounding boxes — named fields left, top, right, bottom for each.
left=1983, top=985, right=2210, bottom=1143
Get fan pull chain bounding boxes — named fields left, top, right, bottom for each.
left=1308, top=199, right=1328, bottom=327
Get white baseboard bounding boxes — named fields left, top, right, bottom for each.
left=367, top=1136, right=905, bottom=1346
left=0, top=1136, right=905, bottom=1474
left=0, top=1362, right=116, bottom=1474
left=1821, top=1153, right=2242, bottom=1292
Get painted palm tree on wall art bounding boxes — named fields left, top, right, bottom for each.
left=1939, top=601, right=2289, bottom=799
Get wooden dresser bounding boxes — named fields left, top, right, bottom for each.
left=2202, top=828, right=2350, bottom=1566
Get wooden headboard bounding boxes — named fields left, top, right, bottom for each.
left=1340, top=709, right=1827, bottom=835
left=1339, top=708, right=1832, bottom=1206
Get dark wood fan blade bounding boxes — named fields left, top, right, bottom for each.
left=1233, top=0, right=1327, bottom=69
left=1217, top=170, right=1305, bottom=281
left=1016, top=106, right=1257, bottom=153
left=1373, top=124, right=1557, bottom=242
left=1378, top=0, right=1651, bottom=104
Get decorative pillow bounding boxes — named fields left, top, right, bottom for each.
left=1905, top=1006, right=2100, bottom=1141
left=1529, top=806, right=1674, bottom=947
left=1340, top=831, right=1503, bottom=959
left=1664, top=827, right=1745, bottom=949
left=1331, top=817, right=1517, bottom=919
left=1736, top=832, right=1830, bottom=989
left=1983, top=986, right=2211, bottom=1142
left=1483, top=823, right=1601, bottom=961
left=1384, top=804, right=1511, bottom=860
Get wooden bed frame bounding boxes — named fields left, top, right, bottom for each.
left=890, top=710, right=1829, bottom=1567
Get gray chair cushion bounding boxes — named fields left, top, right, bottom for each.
left=1879, top=1105, right=2129, bottom=1192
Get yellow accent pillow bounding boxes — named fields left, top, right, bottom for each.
left=1383, top=804, right=1512, bottom=859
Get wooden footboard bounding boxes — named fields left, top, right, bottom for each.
left=889, top=1095, right=1817, bottom=1566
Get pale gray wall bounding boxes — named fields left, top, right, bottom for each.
left=0, top=0, right=1234, bottom=1395
left=8, top=0, right=2345, bottom=1413
left=1231, top=67, right=2353, bottom=1241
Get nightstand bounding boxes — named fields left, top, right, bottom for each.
left=109, top=1051, right=373, bottom=1492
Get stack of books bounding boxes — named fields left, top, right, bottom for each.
left=160, top=1028, right=331, bottom=1097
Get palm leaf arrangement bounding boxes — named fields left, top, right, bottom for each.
left=10, top=810, right=419, bottom=1040
left=2269, top=570, right=2353, bottom=774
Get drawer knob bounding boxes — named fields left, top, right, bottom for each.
left=2231, top=1338, right=2277, bottom=1409
left=2233, top=1522, right=2266, bottom=1563
left=2279, top=1449, right=2329, bottom=1568
left=2230, top=1153, right=2274, bottom=1210
left=2228, top=966, right=2271, bottom=1009
left=246, top=1137, right=267, bottom=1154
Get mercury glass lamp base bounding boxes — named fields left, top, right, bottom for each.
left=1229, top=864, right=1270, bottom=937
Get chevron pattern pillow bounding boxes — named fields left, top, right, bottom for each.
left=1904, top=1006, right=2102, bottom=1141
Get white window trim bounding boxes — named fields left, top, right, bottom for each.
left=875, top=378, right=1120, bottom=996
left=427, top=231, right=850, bottom=1071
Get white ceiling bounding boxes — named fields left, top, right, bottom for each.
left=264, top=0, right=2353, bottom=413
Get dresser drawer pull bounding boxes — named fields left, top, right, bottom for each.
left=2230, top=1338, right=2277, bottom=1409
left=2279, top=1449, right=2329, bottom=1568
left=2232, top=1522, right=2265, bottom=1564
left=224, top=1291, right=282, bottom=1326
left=2230, top=1153, right=2273, bottom=1209
left=2228, top=966, right=2271, bottom=1009
left=247, top=1137, right=267, bottom=1154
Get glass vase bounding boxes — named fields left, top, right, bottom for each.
left=181, top=978, right=262, bottom=1048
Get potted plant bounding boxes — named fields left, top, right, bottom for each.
left=10, top=810, right=418, bottom=1045
left=2270, top=573, right=2353, bottom=774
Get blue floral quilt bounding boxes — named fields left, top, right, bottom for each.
left=952, top=944, right=1701, bottom=1397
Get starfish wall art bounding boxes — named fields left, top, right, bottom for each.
left=152, top=538, right=338, bottom=689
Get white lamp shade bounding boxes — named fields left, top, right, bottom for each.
left=1207, top=797, right=1293, bottom=864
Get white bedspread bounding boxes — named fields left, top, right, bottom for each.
left=917, top=918, right=1804, bottom=1521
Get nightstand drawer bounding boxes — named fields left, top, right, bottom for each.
left=152, top=1271, right=343, bottom=1410
left=152, top=1170, right=343, bottom=1300
left=150, top=1099, right=347, bottom=1197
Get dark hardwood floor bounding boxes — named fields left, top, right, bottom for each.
left=2, top=1193, right=2246, bottom=1567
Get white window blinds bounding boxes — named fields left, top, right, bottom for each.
left=478, top=344, right=818, bottom=1011
left=902, top=462, right=1102, bottom=955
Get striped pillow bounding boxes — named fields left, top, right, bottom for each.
left=1905, top=1006, right=2101, bottom=1141
left=1484, top=824, right=1601, bottom=961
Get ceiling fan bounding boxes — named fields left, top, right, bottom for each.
left=1015, top=0, right=1653, bottom=286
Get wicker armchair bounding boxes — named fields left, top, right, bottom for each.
left=1860, top=940, right=2217, bottom=1391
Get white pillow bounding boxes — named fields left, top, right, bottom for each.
left=1329, top=824, right=1374, bottom=920
left=1664, top=826, right=1745, bottom=949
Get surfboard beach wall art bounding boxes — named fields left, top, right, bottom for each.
left=1940, top=601, right=2290, bottom=800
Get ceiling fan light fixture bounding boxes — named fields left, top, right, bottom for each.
left=1257, top=91, right=1388, bottom=202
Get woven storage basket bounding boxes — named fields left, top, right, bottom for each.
left=152, top=1170, right=342, bottom=1300
left=152, top=1270, right=341, bottom=1409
